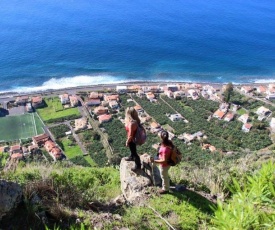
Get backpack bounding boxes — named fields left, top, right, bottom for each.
left=134, top=124, right=147, bottom=145
left=167, top=146, right=182, bottom=166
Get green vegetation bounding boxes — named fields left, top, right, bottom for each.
left=37, top=97, right=81, bottom=123
left=59, top=136, right=83, bottom=159
left=49, top=124, right=70, bottom=139
left=0, top=113, right=44, bottom=141
left=211, top=161, right=275, bottom=229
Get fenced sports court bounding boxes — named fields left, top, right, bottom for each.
left=0, top=113, right=44, bottom=141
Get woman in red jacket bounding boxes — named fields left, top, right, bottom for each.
left=125, top=107, right=141, bottom=171
left=151, top=130, right=173, bottom=194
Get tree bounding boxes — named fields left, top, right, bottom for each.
left=224, top=82, right=234, bottom=103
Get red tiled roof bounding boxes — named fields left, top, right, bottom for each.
left=213, top=110, right=225, bottom=119
left=98, top=114, right=112, bottom=122
left=32, top=96, right=42, bottom=103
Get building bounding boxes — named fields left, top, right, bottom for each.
left=109, top=100, right=119, bottom=109
left=59, top=94, right=70, bottom=105
left=137, top=90, right=145, bottom=98
left=146, top=92, right=155, bottom=100
left=242, top=123, right=252, bottom=132
left=94, top=106, right=108, bottom=116
left=86, top=99, right=101, bottom=106
left=187, top=89, right=199, bottom=100
left=164, top=90, right=173, bottom=98
left=169, top=114, right=183, bottom=122
left=213, top=110, right=226, bottom=120
left=167, top=84, right=178, bottom=92
left=75, top=117, right=87, bottom=131
left=238, top=114, right=249, bottom=123
left=241, top=86, right=253, bottom=94
left=32, top=96, right=44, bottom=108
left=256, top=86, right=267, bottom=94
left=98, top=114, right=112, bottom=124
left=270, top=117, right=275, bottom=132
left=26, top=103, right=33, bottom=113
left=150, top=122, right=162, bottom=133
left=173, top=91, right=185, bottom=99
left=224, top=113, right=234, bottom=122
left=128, top=85, right=141, bottom=92
left=104, top=94, right=119, bottom=102
left=256, top=106, right=271, bottom=116
left=69, top=95, right=78, bottom=107
left=32, top=133, right=50, bottom=146
left=134, top=105, right=143, bottom=113
left=89, top=92, right=100, bottom=99
left=10, top=145, right=21, bottom=154
left=116, top=85, right=128, bottom=94
left=16, top=96, right=29, bottom=105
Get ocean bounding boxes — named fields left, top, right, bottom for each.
left=0, top=0, right=275, bottom=93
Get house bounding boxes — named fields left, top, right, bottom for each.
left=164, top=90, right=173, bottom=98
left=94, top=106, right=108, bottom=116
left=50, top=147, right=62, bottom=160
left=26, top=103, right=33, bottom=113
left=224, top=113, right=234, bottom=122
left=11, top=153, right=23, bottom=160
left=187, top=89, right=199, bottom=100
left=135, top=90, right=144, bottom=98
left=116, top=85, right=128, bottom=94
left=181, top=133, right=194, bottom=142
left=104, top=94, right=119, bottom=102
left=167, top=84, right=178, bottom=92
left=32, top=133, right=50, bottom=146
left=150, top=122, right=162, bottom=133
left=10, top=145, right=21, bottom=154
left=202, top=85, right=216, bottom=95
left=75, top=117, right=87, bottom=131
left=89, top=92, right=101, bottom=99
left=28, top=144, right=38, bottom=153
left=128, top=85, right=141, bottom=92
left=16, top=96, right=29, bottom=105
left=242, top=123, right=252, bottom=132
left=256, top=106, right=271, bottom=117
left=256, top=86, right=267, bottom=94
left=149, top=85, right=160, bottom=93
left=134, top=105, right=143, bottom=113
left=98, top=114, right=112, bottom=124
left=109, top=100, right=119, bottom=109
left=86, top=99, right=101, bottom=106
left=31, top=96, right=44, bottom=108
left=173, top=91, right=185, bottom=99
left=59, top=94, right=70, bottom=105
left=238, top=114, right=249, bottom=123
left=241, top=86, right=253, bottom=94
left=146, top=92, right=155, bottom=100
left=69, top=95, right=78, bottom=107
left=169, top=114, right=183, bottom=122
left=44, top=140, right=56, bottom=152
left=213, top=109, right=226, bottom=120
left=202, top=144, right=216, bottom=152
left=270, top=117, right=275, bottom=132
left=219, top=103, right=229, bottom=113
left=201, top=91, right=210, bottom=99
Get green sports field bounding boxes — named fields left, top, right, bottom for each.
left=0, top=113, right=44, bottom=141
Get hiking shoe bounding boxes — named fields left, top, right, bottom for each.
left=131, top=166, right=141, bottom=172
left=159, top=189, right=169, bottom=195
left=125, top=157, right=134, bottom=161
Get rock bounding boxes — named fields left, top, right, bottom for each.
left=120, top=154, right=161, bottom=204
left=175, top=184, right=187, bottom=192
left=0, top=180, right=23, bottom=220
left=140, top=154, right=162, bottom=186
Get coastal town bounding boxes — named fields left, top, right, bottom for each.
left=0, top=82, right=275, bottom=167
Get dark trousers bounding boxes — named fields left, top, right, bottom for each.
left=129, top=141, right=141, bottom=169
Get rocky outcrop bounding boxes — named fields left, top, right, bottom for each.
left=0, top=180, right=23, bottom=220
left=120, top=154, right=161, bottom=204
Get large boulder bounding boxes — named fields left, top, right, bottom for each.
left=0, top=180, right=23, bottom=220
left=120, top=154, right=161, bottom=204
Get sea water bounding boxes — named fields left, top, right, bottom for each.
left=0, top=0, right=275, bottom=93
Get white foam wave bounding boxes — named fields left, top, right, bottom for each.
left=253, top=79, right=275, bottom=84
left=0, top=75, right=127, bottom=94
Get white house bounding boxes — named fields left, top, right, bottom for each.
left=169, top=114, right=183, bottom=122
left=242, top=123, right=252, bottom=132
left=238, top=114, right=249, bottom=123
left=270, top=117, right=275, bottom=132
left=256, top=106, right=271, bottom=117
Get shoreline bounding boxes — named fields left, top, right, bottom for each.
left=0, top=80, right=272, bottom=98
